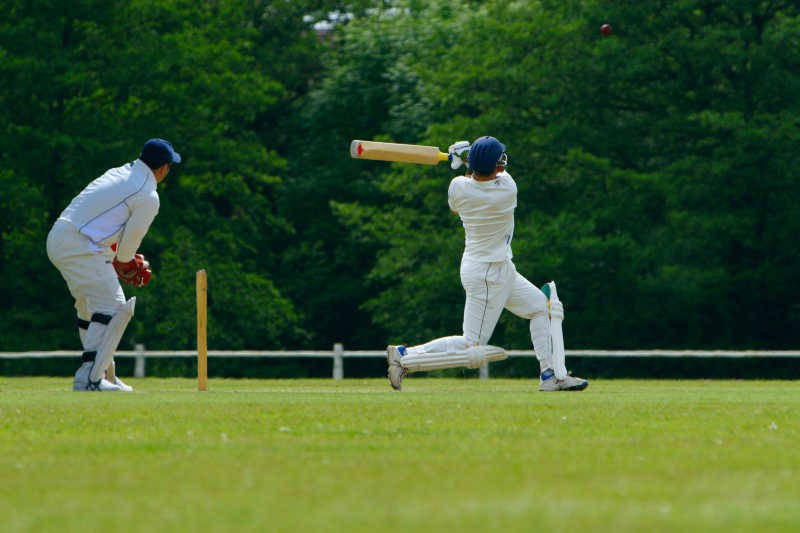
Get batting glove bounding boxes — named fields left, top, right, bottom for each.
left=448, top=141, right=471, bottom=170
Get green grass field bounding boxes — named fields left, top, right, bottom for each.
left=1, top=378, right=798, bottom=533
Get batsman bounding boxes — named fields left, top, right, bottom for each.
left=46, top=139, right=180, bottom=391
left=387, top=136, right=588, bottom=392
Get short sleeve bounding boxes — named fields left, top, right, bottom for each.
left=448, top=177, right=461, bottom=212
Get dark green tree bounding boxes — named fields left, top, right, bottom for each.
left=331, top=0, right=800, bottom=349
left=0, top=0, right=341, bottom=350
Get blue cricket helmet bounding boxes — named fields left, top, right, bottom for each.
left=140, top=138, right=181, bottom=169
left=468, top=136, right=506, bottom=174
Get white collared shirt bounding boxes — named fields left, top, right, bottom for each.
left=448, top=171, right=516, bottom=262
left=57, top=159, right=160, bottom=261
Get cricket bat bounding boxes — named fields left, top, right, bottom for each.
left=350, top=140, right=449, bottom=165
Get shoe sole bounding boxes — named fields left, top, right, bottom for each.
left=538, top=381, right=589, bottom=391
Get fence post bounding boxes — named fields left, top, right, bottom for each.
left=480, top=362, right=490, bottom=380
left=333, top=343, right=344, bottom=380
left=134, top=344, right=146, bottom=378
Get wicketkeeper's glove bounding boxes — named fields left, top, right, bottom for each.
left=112, top=253, right=152, bottom=287
left=448, top=141, right=471, bottom=170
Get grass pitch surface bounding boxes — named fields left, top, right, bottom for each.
left=1, top=378, right=798, bottom=533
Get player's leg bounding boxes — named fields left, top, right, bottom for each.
left=539, top=281, right=587, bottom=390
left=397, top=337, right=507, bottom=371
left=73, top=296, right=101, bottom=391
left=81, top=268, right=135, bottom=391
left=75, top=296, right=91, bottom=348
left=71, top=278, right=128, bottom=391
left=83, top=284, right=133, bottom=392
left=388, top=336, right=485, bottom=390
left=537, top=281, right=587, bottom=390
left=73, top=298, right=133, bottom=392
left=503, top=274, right=552, bottom=372
left=46, top=223, right=120, bottom=391
left=49, top=224, right=134, bottom=391
left=505, top=274, right=588, bottom=391
left=73, top=296, right=125, bottom=386
left=387, top=260, right=513, bottom=390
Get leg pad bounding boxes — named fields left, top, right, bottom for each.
left=89, top=298, right=135, bottom=382
left=401, top=344, right=507, bottom=373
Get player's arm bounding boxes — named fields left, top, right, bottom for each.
left=447, top=142, right=470, bottom=215
left=113, top=192, right=158, bottom=287
left=448, top=178, right=461, bottom=216
left=116, top=192, right=159, bottom=262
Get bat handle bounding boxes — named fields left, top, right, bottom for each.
left=437, top=152, right=448, bottom=162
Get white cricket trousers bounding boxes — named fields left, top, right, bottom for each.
left=407, top=257, right=549, bottom=356
left=46, top=220, right=125, bottom=320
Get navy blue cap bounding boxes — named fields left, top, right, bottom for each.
left=140, top=138, right=181, bottom=169
left=468, top=136, right=506, bottom=174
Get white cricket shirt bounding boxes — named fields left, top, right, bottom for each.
left=57, top=159, right=160, bottom=261
left=448, top=171, right=516, bottom=262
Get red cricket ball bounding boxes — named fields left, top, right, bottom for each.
left=601, top=24, right=612, bottom=36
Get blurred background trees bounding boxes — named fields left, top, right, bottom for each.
left=1, top=0, right=798, bottom=351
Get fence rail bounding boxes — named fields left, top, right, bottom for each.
left=2, top=345, right=799, bottom=379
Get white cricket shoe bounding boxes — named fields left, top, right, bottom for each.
left=113, top=376, right=134, bottom=392
left=87, top=378, right=123, bottom=391
left=386, top=345, right=407, bottom=391
left=73, top=363, right=123, bottom=391
left=538, top=369, right=589, bottom=391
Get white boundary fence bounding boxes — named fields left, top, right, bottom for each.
left=2, top=344, right=799, bottom=379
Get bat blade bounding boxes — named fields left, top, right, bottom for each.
left=350, top=140, right=448, bottom=165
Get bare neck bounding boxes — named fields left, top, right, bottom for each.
left=473, top=169, right=500, bottom=182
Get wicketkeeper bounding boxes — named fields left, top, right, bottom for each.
left=46, top=139, right=180, bottom=391
left=387, top=136, right=588, bottom=392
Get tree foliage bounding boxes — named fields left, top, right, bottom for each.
left=1, top=0, right=798, bottom=352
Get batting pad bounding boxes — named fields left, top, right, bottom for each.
left=401, top=344, right=507, bottom=373
left=544, top=282, right=568, bottom=380
left=530, top=315, right=552, bottom=371
left=89, top=297, right=136, bottom=382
